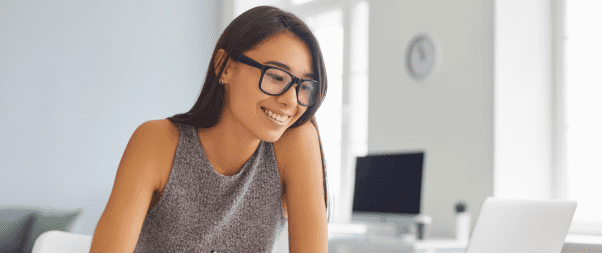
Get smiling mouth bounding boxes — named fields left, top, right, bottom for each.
left=261, top=107, right=290, bottom=124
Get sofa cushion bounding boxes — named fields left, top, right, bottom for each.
left=0, top=207, right=82, bottom=253
left=0, top=209, right=37, bottom=253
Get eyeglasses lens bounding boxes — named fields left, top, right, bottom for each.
left=261, top=68, right=317, bottom=106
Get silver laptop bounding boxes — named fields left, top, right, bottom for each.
left=465, top=197, right=577, bottom=253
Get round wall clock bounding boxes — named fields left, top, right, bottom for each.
left=405, top=33, right=437, bottom=82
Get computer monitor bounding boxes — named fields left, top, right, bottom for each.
left=352, top=152, right=425, bottom=216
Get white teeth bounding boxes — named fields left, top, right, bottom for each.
left=263, top=108, right=289, bottom=123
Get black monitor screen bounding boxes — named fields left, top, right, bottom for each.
left=352, top=152, right=424, bottom=215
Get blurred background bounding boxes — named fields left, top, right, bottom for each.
left=1, top=0, right=601, bottom=252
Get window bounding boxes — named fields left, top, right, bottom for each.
left=290, top=0, right=315, bottom=5
left=302, top=8, right=344, bottom=222
left=563, top=0, right=602, bottom=234
left=231, top=0, right=369, bottom=223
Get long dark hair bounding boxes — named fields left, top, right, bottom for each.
left=167, top=6, right=331, bottom=222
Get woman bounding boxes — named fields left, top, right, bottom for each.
left=89, top=6, right=329, bottom=253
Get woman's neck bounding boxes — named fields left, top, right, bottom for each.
left=196, top=110, right=261, bottom=176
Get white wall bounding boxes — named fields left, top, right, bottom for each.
left=0, top=0, right=220, bottom=235
left=368, top=0, right=494, bottom=238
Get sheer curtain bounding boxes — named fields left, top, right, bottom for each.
left=566, top=0, right=602, bottom=228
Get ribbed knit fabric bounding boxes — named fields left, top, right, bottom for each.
left=133, top=123, right=287, bottom=253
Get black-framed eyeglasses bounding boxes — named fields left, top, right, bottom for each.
left=232, top=53, right=319, bottom=107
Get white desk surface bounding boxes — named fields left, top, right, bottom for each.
left=565, top=234, right=602, bottom=245
left=414, top=239, right=468, bottom=249
left=330, top=235, right=467, bottom=247
left=328, top=223, right=602, bottom=250
left=328, top=222, right=467, bottom=248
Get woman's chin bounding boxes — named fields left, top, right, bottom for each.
left=263, top=133, right=283, bottom=143
left=256, top=130, right=285, bottom=143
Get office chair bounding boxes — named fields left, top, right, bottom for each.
left=31, top=230, right=92, bottom=253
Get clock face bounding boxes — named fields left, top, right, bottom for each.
left=405, top=34, right=436, bottom=82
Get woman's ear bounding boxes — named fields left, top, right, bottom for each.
left=214, top=49, right=232, bottom=82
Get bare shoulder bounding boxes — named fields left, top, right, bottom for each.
left=123, top=119, right=179, bottom=188
left=273, top=120, right=321, bottom=184
left=145, top=119, right=179, bottom=141
left=135, top=119, right=179, bottom=158
left=129, top=119, right=178, bottom=158
left=141, top=119, right=180, bottom=184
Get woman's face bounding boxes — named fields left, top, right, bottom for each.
left=222, top=32, right=313, bottom=142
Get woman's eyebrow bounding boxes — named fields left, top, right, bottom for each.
left=265, top=60, right=314, bottom=78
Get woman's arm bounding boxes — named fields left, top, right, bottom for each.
left=273, top=120, right=328, bottom=253
left=89, top=120, right=172, bottom=253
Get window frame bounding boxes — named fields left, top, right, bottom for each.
left=554, top=0, right=602, bottom=236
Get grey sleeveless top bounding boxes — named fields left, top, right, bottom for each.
left=133, top=123, right=287, bottom=253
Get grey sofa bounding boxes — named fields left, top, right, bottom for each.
left=0, top=207, right=82, bottom=253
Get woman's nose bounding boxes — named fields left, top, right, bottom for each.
left=277, top=83, right=298, bottom=107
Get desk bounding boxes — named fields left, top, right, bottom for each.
left=563, top=234, right=602, bottom=252
left=328, top=222, right=602, bottom=253
left=328, top=237, right=467, bottom=253
left=328, top=237, right=414, bottom=253
left=328, top=222, right=467, bottom=253
left=414, top=239, right=467, bottom=253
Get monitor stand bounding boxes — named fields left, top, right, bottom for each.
left=351, top=212, right=417, bottom=238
